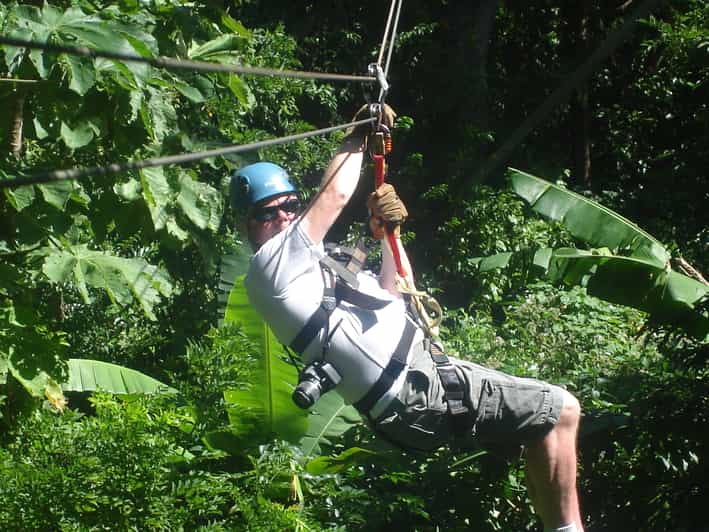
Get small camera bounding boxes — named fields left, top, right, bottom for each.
left=292, top=360, right=342, bottom=409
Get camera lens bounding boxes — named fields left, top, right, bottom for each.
left=292, top=379, right=321, bottom=409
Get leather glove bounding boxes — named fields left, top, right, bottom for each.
left=346, top=103, right=397, bottom=138
left=367, top=183, right=407, bottom=238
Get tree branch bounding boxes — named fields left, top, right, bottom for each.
left=675, top=257, right=709, bottom=286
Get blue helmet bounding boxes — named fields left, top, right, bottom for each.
left=230, top=162, right=297, bottom=211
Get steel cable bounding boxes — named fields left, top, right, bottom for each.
left=0, top=35, right=376, bottom=83
left=375, top=0, right=403, bottom=104
left=0, top=4, right=398, bottom=189
left=0, top=118, right=376, bottom=189
left=376, top=0, right=398, bottom=67
left=383, top=0, right=403, bottom=81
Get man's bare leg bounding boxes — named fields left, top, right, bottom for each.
left=525, top=391, right=584, bottom=531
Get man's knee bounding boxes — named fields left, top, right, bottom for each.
left=559, top=390, right=581, bottom=429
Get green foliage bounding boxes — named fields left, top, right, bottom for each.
left=170, top=323, right=255, bottom=434
left=0, top=1, right=707, bottom=530
left=470, top=170, right=709, bottom=339
left=41, top=242, right=174, bottom=321
left=509, top=168, right=670, bottom=264
left=0, top=394, right=315, bottom=531
left=432, top=183, right=573, bottom=307
left=220, top=274, right=308, bottom=447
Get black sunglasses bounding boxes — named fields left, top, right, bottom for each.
left=251, top=198, right=302, bottom=222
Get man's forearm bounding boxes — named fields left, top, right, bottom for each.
left=301, top=135, right=365, bottom=245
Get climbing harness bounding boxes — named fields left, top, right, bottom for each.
left=289, top=241, right=390, bottom=357
left=288, top=241, right=408, bottom=410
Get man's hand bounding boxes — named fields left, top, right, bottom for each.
left=367, top=183, right=407, bottom=238
left=347, top=103, right=397, bottom=139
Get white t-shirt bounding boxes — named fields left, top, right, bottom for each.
left=245, top=219, right=422, bottom=414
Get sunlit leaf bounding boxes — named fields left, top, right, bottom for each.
left=176, top=172, right=222, bottom=232
left=222, top=275, right=307, bottom=444
left=189, top=34, right=248, bottom=60
left=173, top=80, right=205, bottom=103
left=306, top=447, right=378, bottom=474
left=41, top=244, right=173, bottom=320
left=37, top=180, right=75, bottom=210
left=298, top=391, right=362, bottom=456
left=61, top=54, right=95, bottom=95
left=140, top=167, right=172, bottom=231
left=60, top=121, right=94, bottom=149
left=63, top=358, right=177, bottom=395
left=509, top=168, right=670, bottom=265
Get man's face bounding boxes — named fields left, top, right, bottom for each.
left=246, top=193, right=300, bottom=250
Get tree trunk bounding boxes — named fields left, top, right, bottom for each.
left=564, top=0, right=592, bottom=185
left=437, top=0, right=498, bottom=175
left=9, top=87, right=26, bottom=160
left=461, top=0, right=662, bottom=191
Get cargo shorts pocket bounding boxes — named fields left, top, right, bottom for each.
left=373, top=365, right=451, bottom=452
left=374, top=399, right=449, bottom=452
left=474, top=378, right=555, bottom=444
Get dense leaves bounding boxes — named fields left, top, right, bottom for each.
left=1, top=0, right=707, bottom=530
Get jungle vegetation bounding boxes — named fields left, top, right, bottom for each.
left=1, top=1, right=707, bottom=530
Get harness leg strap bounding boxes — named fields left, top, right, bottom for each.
left=429, top=343, right=469, bottom=418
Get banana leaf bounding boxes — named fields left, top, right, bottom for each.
left=222, top=274, right=307, bottom=444
left=471, top=247, right=708, bottom=339
left=552, top=248, right=708, bottom=339
left=217, top=243, right=252, bottom=324
left=298, top=391, right=362, bottom=456
left=63, top=359, right=177, bottom=395
left=509, top=168, right=670, bottom=265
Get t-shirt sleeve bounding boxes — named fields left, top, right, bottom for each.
left=247, top=220, right=323, bottom=296
left=244, top=220, right=327, bottom=348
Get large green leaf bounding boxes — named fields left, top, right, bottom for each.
left=188, top=34, right=248, bottom=61
left=509, top=168, right=670, bottom=265
left=176, top=172, right=223, bottom=232
left=217, top=244, right=252, bottom=323
left=222, top=275, right=307, bottom=444
left=298, top=391, right=362, bottom=456
left=1, top=299, right=67, bottom=399
left=41, top=244, right=173, bottom=321
left=36, top=180, right=75, bottom=210
left=6, top=4, right=148, bottom=87
left=306, top=447, right=379, bottom=475
left=471, top=247, right=709, bottom=339
left=551, top=248, right=708, bottom=339
left=63, top=359, right=177, bottom=395
left=60, top=121, right=94, bottom=149
left=139, top=167, right=189, bottom=241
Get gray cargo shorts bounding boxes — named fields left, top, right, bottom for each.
left=370, top=342, right=566, bottom=453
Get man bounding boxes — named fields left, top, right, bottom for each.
left=231, top=109, right=584, bottom=532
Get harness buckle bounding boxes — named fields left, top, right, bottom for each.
left=322, top=294, right=337, bottom=311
